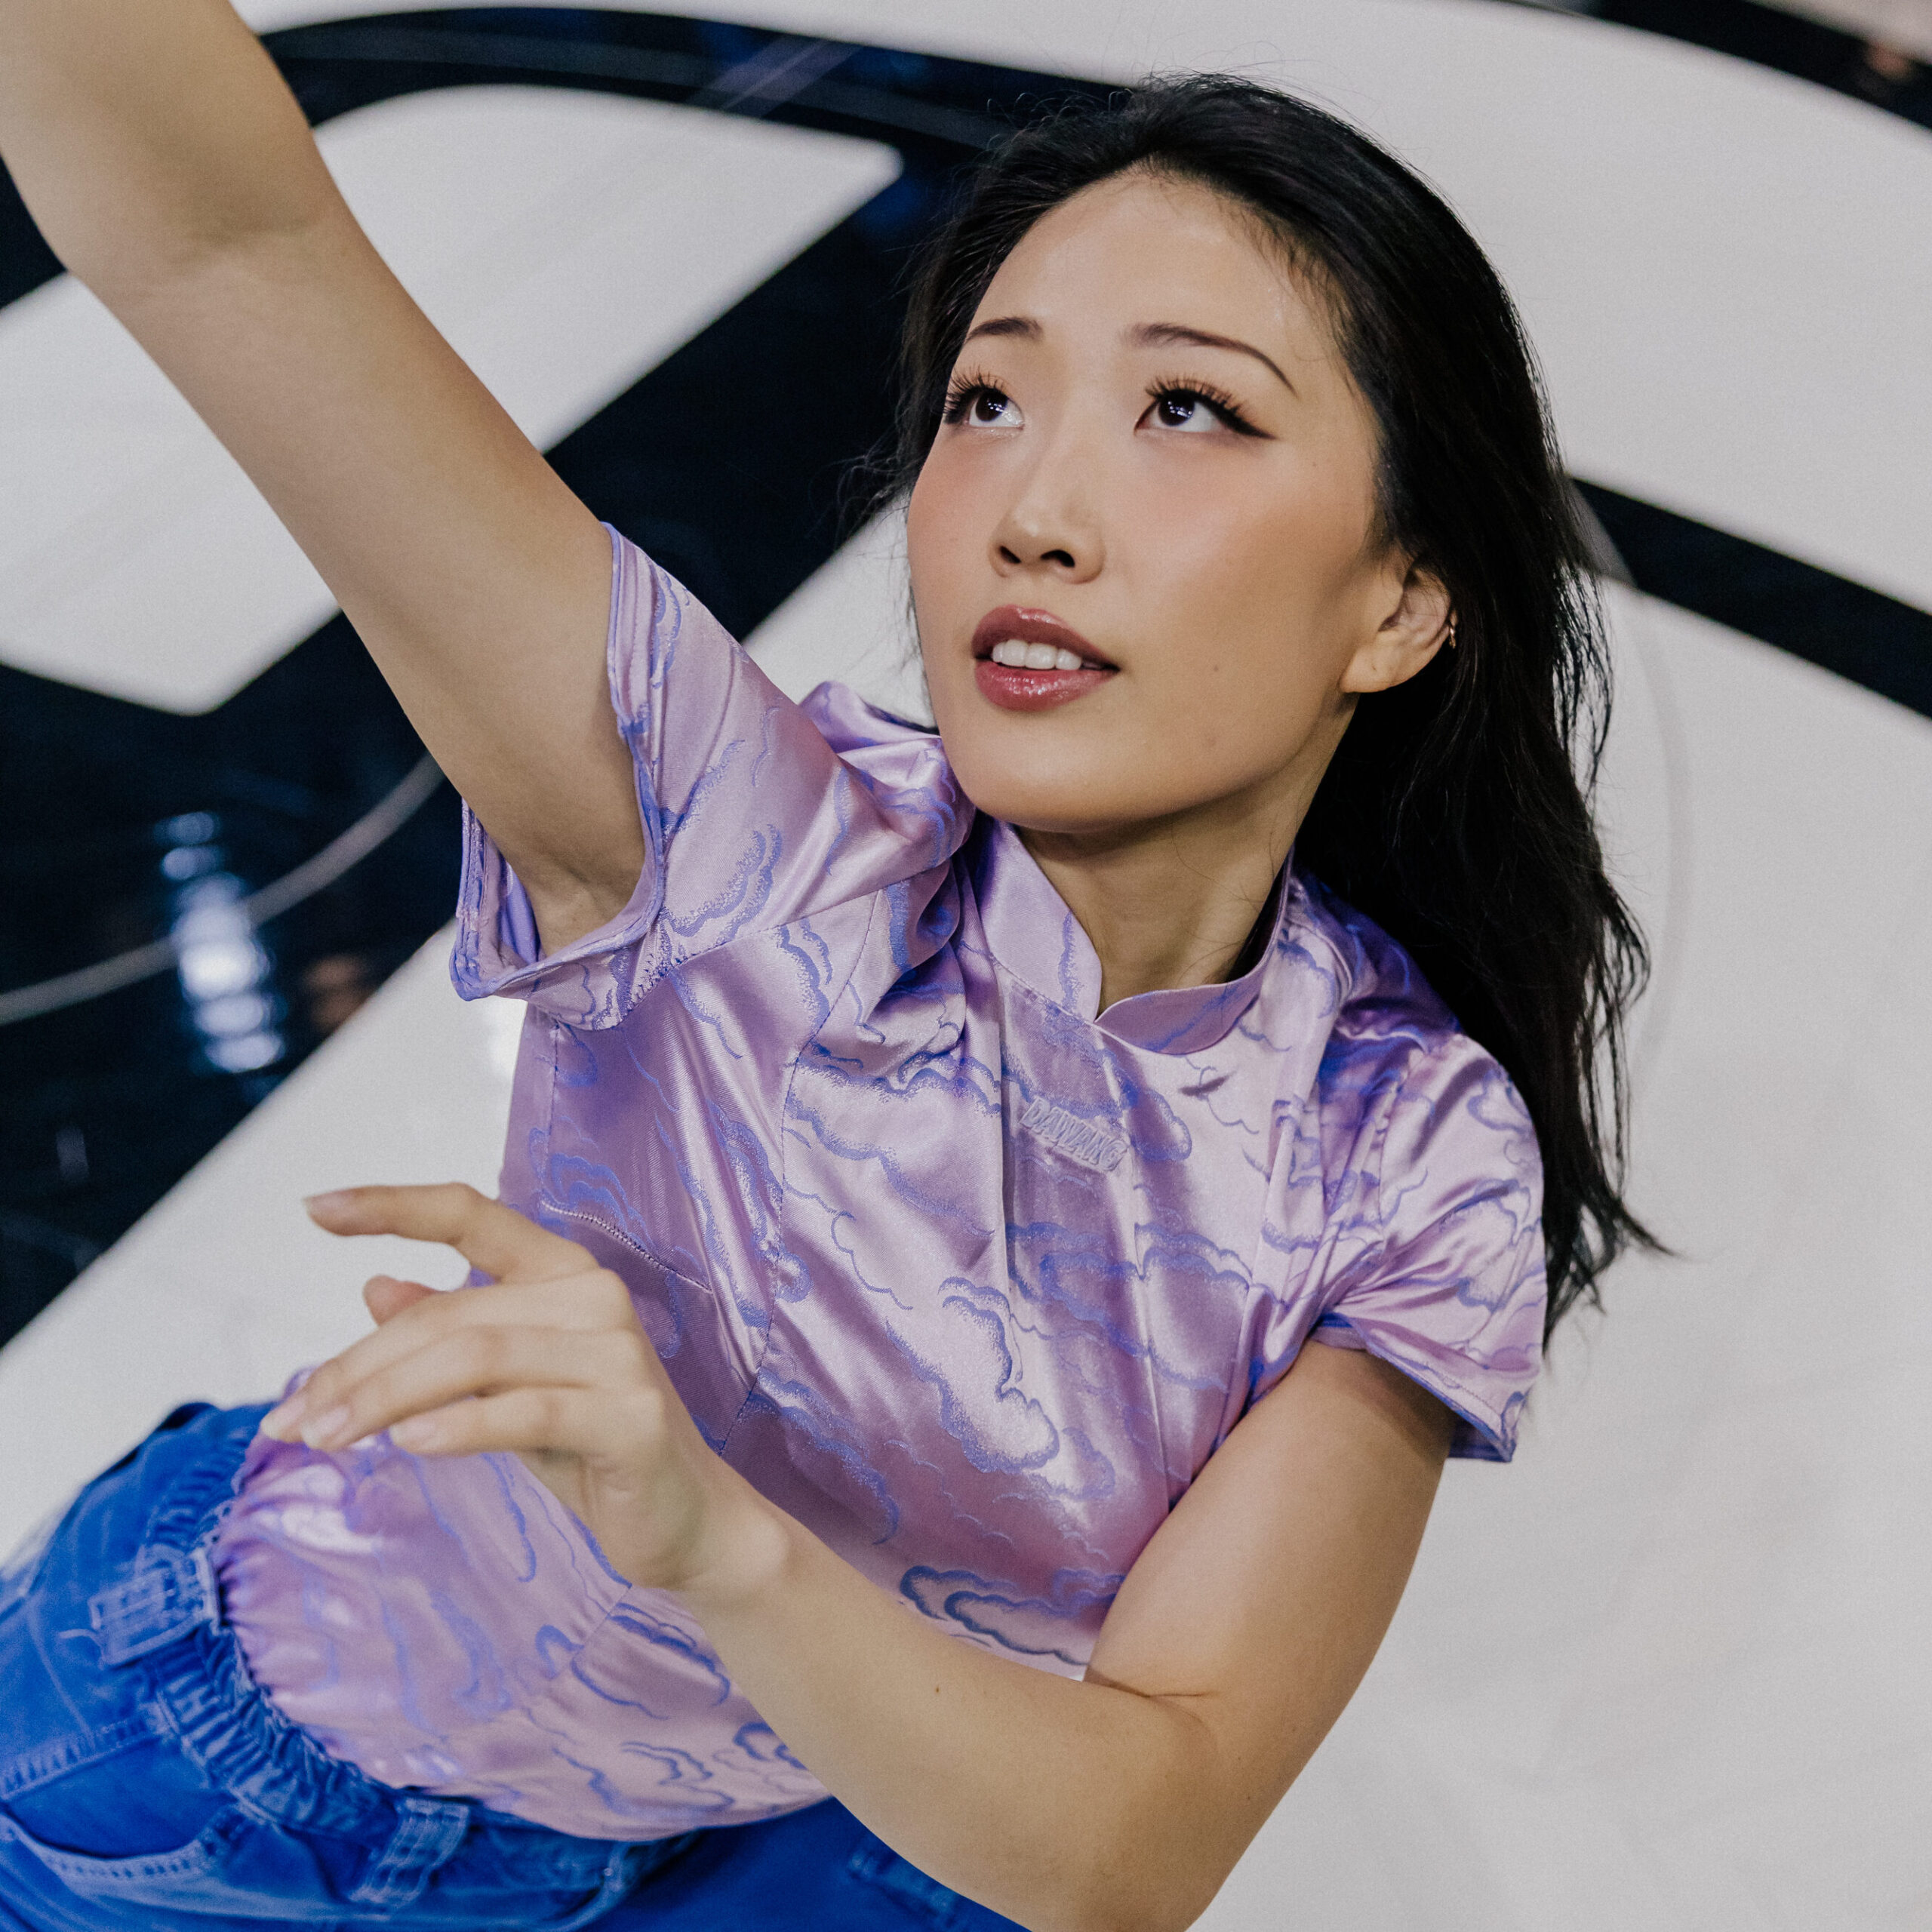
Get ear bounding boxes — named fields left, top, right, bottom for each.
left=1340, top=561, right=1454, bottom=696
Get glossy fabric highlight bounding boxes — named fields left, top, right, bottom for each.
left=215, top=531, right=1546, bottom=1839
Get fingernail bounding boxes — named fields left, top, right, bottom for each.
left=391, top=1415, right=438, bottom=1450
left=304, top=1190, right=357, bottom=1216
left=260, top=1400, right=303, bottom=1441
left=300, top=1404, right=352, bottom=1448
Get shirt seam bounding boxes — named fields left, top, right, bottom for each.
left=1328, top=1029, right=1524, bottom=1460
left=1331, top=1023, right=1488, bottom=1318
left=531, top=1000, right=768, bottom=1405
left=465, top=537, right=960, bottom=1016
left=718, top=884, right=884, bottom=1456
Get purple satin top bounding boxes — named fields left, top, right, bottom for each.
left=214, top=531, right=1546, bottom=1840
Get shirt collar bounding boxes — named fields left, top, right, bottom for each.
left=970, top=817, right=1291, bottom=1055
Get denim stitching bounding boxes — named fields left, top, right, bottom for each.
left=0, top=1806, right=239, bottom=1886
left=348, top=1795, right=470, bottom=1909
left=88, top=1545, right=219, bottom=1666
left=0, top=1712, right=165, bottom=1802
left=3, top=1404, right=676, bottom=1919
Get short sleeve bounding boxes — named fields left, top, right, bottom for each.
left=451, top=529, right=971, bottom=1026
left=1307, top=1037, right=1547, bottom=1461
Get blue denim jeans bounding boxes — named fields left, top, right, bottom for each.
left=0, top=1404, right=1019, bottom=1931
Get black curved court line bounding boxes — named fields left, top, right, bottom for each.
left=1579, top=484, right=1932, bottom=716
left=248, top=6, right=1932, bottom=718
left=5, top=7, right=1926, bottom=694
left=3, top=8, right=1927, bottom=701
left=1529, top=0, right=1932, bottom=134
left=1, top=5, right=1927, bottom=1340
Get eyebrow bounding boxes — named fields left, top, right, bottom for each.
left=961, top=315, right=1040, bottom=345
left=1133, top=321, right=1295, bottom=392
left=959, top=315, right=1294, bottom=393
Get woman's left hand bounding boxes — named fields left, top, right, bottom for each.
left=259, top=1183, right=772, bottom=1597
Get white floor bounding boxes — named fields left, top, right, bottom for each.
left=4, top=548, right=1925, bottom=1931
left=0, top=88, right=893, bottom=709
left=1197, top=589, right=1932, bottom=1932
left=2, top=2, right=1928, bottom=1926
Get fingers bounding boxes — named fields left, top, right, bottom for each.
left=305, top=1183, right=589, bottom=1284
left=282, top=1322, right=654, bottom=1454
left=391, top=1381, right=668, bottom=1461
left=260, top=1266, right=641, bottom=1446
left=364, top=1275, right=436, bottom=1324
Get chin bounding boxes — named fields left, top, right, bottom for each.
left=929, top=677, right=1214, bottom=831
left=943, top=747, right=1177, bottom=835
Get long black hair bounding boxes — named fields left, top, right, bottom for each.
left=881, top=75, right=1657, bottom=1335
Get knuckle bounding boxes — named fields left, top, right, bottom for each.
left=625, top=1384, right=666, bottom=1442
left=462, top=1325, right=509, bottom=1378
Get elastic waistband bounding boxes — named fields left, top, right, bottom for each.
left=82, top=1402, right=259, bottom=1669
left=78, top=1404, right=643, bottom=1898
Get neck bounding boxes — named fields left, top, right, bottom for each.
left=1017, top=763, right=1319, bottom=1013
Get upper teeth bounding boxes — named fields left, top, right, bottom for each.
left=991, top=639, right=1087, bottom=670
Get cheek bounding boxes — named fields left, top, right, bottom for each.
left=905, top=456, right=977, bottom=641
left=1152, top=439, right=1365, bottom=575
left=1121, top=475, right=1361, bottom=691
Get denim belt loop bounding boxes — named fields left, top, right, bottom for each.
left=87, top=1543, right=220, bottom=1667
left=348, top=1795, right=472, bottom=1912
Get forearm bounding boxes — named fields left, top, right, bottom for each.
left=679, top=1505, right=1229, bottom=1932
left=0, top=0, right=332, bottom=294
left=273, top=1200, right=1450, bottom=1932
left=263, top=1195, right=1236, bottom=1930
left=0, top=0, right=633, bottom=936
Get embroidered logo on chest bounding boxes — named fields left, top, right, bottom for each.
left=1019, top=1097, right=1128, bottom=1173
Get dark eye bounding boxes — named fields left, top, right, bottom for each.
left=943, top=380, right=1025, bottom=429
left=1144, top=381, right=1262, bottom=438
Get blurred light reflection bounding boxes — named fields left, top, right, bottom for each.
left=164, top=826, right=285, bottom=1076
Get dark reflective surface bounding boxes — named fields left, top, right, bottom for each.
left=1544, top=0, right=1932, bottom=128
left=2, top=4, right=1927, bottom=1343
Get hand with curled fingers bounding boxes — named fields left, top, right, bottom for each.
left=259, top=1183, right=778, bottom=1599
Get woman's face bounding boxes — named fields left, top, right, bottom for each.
left=908, top=169, right=1445, bottom=841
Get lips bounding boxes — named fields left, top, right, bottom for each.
left=971, top=606, right=1117, bottom=713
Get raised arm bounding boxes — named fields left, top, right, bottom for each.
left=0, top=0, right=640, bottom=949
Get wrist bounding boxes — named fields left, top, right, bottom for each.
left=672, top=1471, right=799, bottom=1619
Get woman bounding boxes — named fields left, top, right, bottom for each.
left=0, top=9, right=1651, bottom=1929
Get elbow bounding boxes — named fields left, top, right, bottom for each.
left=1005, top=1707, right=1249, bottom=1932
left=1034, top=1736, right=1246, bottom=1932
left=1041, top=1847, right=1229, bottom=1932
left=1051, top=1896, right=1217, bottom=1932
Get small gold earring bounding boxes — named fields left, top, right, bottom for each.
left=1444, top=616, right=1459, bottom=649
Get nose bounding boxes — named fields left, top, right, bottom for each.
left=989, top=433, right=1103, bottom=584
